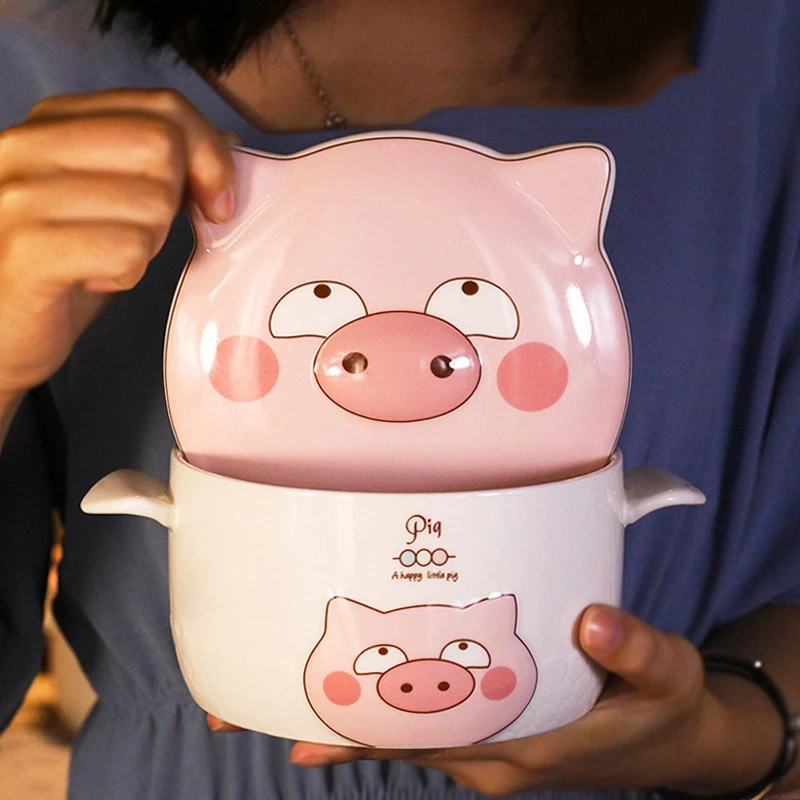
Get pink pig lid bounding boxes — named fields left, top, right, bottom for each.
left=163, top=132, right=631, bottom=493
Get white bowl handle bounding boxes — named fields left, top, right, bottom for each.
left=623, top=467, right=706, bottom=525
left=78, top=465, right=703, bottom=530
left=81, top=470, right=174, bottom=528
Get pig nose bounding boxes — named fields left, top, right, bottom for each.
left=377, top=659, right=475, bottom=713
left=314, top=311, right=481, bottom=422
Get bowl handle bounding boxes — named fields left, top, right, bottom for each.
left=623, top=467, right=706, bottom=525
left=81, top=470, right=174, bottom=528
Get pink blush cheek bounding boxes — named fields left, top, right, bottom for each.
left=323, top=671, right=362, bottom=706
left=496, top=342, right=568, bottom=412
left=209, top=336, right=279, bottom=402
left=480, top=666, right=517, bottom=701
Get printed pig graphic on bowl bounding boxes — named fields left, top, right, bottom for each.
left=164, top=133, right=630, bottom=492
left=303, top=595, right=538, bottom=747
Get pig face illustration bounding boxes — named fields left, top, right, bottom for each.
left=303, top=595, right=537, bottom=747
left=165, top=134, right=630, bottom=491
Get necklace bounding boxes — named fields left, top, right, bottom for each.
left=283, top=17, right=348, bottom=130
left=283, top=3, right=550, bottom=131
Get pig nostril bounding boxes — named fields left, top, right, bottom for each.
left=343, top=352, right=368, bottom=374
left=430, top=356, right=454, bottom=379
left=400, top=683, right=413, bottom=694
left=438, top=682, right=450, bottom=692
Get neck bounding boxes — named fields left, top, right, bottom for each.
left=208, top=0, right=698, bottom=133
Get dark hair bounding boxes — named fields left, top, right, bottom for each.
left=94, top=0, right=297, bottom=74
left=94, top=0, right=701, bottom=86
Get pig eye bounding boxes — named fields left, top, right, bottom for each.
left=353, top=644, right=408, bottom=675
left=440, top=640, right=491, bottom=668
left=270, top=281, right=367, bottom=338
left=425, top=279, right=519, bottom=339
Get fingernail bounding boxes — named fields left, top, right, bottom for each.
left=207, top=716, right=226, bottom=732
left=212, top=187, right=235, bottom=223
left=290, top=745, right=352, bottom=768
left=220, top=130, right=243, bottom=147
left=583, top=606, right=625, bottom=656
left=291, top=750, right=332, bottom=767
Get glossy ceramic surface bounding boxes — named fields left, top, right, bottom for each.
left=164, top=133, right=631, bottom=492
left=81, top=450, right=705, bottom=747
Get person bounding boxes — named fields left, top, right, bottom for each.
left=1, top=0, right=799, bottom=798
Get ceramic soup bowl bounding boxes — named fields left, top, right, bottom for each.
left=82, top=450, right=704, bottom=748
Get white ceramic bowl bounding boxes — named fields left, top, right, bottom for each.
left=82, top=450, right=703, bottom=748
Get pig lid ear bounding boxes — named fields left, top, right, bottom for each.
left=507, top=144, right=614, bottom=247
left=189, top=148, right=288, bottom=250
left=465, top=594, right=520, bottom=629
left=323, top=596, right=381, bottom=633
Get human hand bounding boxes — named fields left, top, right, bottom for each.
left=0, top=88, right=236, bottom=404
left=281, top=605, right=784, bottom=796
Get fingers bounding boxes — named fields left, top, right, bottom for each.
left=0, top=88, right=238, bottom=292
left=0, top=87, right=238, bottom=395
left=219, top=131, right=243, bottom=148
left=579, top=604, right=703, bottom=699
left=4, top=88, right=236, bottom=223
left=290, top=743, right=362, bottom=767
left=289, top=743, right=464, bottom=769
left=206, top=714, right=244, bottom=733
left=289, top=741, right=530, bottom=796
left=0, top=169, right=177, bottom=293
left=1, top=221, right=156, bottom=293
left=289, top=741, right=509, bottom=769
left=0, top=172, right=178, bottom=245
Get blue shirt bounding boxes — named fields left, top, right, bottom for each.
left=2, top=1, right=800, bottom=798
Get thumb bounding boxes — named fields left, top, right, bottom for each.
left=579, top=604, right=702, bottom=698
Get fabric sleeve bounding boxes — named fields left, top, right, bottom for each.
left=0, top=10, right=72, bottom=731
left=0, top=395, right=55, bottom=731
left=742, top=305, right=800, bottom=608
left=714, top=137, right=800, bottom=622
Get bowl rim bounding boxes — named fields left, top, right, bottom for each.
left=170, top=447, right=622, bottom=500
